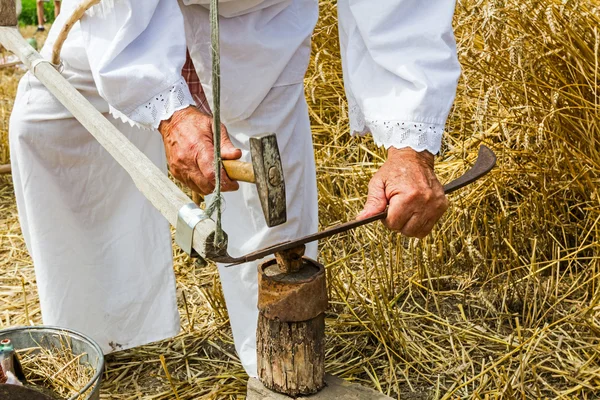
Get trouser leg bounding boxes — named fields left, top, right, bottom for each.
left=9, top=69, right=179, bottom=354
left=216, top=83, right=319, bottom=377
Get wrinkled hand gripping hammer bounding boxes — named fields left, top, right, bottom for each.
left=0, top=0, right=287, bottom=258
left=180, top=134, right=286, bottom=256
left=0, top=0, right=231, bottom=259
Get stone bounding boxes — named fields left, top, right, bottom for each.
left=247, top=374, right=394, bottom=400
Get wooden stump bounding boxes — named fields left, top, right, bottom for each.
left=258, top=314, right=325, bottom=396
left=257, top=257, right=328, bottom=397
left=0, top=0, right=18, bottom=27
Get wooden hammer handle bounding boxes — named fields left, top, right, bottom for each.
left=191, top=160, right=255, bottom=205
left=223, top=160, right=255, bottom=183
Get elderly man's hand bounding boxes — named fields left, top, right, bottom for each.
left=158, top=106, right=242, bottom=195
left=357, top=147, right=448, bottom=238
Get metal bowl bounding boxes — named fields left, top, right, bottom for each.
left=0, top=326, right=104, bottom=399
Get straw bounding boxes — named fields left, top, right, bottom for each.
left=17, top=339, right=96, bottom=399
left=2, top=1, right=600, bottom=398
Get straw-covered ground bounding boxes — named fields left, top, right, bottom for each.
left=1, top=0, right=600, bottom=398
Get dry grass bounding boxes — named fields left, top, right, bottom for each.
left=1, top=0, right=600, bottom=398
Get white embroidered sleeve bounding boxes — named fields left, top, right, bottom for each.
left=338, top=0, right=461, bottom=154
left=348, top=100, right=445, bottom=154
left=109, top=78, right=195, bottom=130
left=79, top=0, right=189, bottom=130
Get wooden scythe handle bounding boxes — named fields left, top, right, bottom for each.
left=0, top=27, right=224, bottom=258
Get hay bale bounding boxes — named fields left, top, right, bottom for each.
left=308, top=0, right=600, bottom=398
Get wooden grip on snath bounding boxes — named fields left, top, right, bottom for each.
left=223, top=160, right=255, bottom=183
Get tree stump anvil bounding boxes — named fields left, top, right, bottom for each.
left=0, top=0, right=18, bottom=27
left=257, top=256, right=328, bottom=396
left=255, top=255, right=393, bottom=399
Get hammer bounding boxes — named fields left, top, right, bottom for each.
left=193, top=134, right=286, bottom=228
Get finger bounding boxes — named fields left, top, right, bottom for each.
left=187, top=181, right=208, bottom=196
left=219, top=167, right=240, bottom=192
left=188, top=168, right=215, bottom=195
left=401, top=198, right=448, bottom=238
left=383, top=194, right=414, bottom=232
left=357, top=177, right=388, bottom=220
left=196, top=153, right=240, bottom=193
left=220, top=124, right=242, bottom=160
left=400, top=214, right=434, bottom=239
left=176, top=167, right=211, bottom=196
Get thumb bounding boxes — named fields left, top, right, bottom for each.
left=357, top=177, right=388, bottom=220
left=220, top=124, right=242, bottom=160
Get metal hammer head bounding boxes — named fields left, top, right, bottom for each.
left=250, top=134, right=287, bottom=227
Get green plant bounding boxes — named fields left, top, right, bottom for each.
left=18, top=0, right=55, bottom=27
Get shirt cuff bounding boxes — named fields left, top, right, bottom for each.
left=367, top=119, right=444, bottom=155
left=109, top=77, right=195, bottom=130
left=348, top=104, right=444, bottom=154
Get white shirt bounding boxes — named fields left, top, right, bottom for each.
left=45, top=0, right=461, bottom=154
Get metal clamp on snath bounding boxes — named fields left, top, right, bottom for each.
left=175, top=203, right=209, bottom=256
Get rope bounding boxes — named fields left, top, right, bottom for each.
left=208, top=0, right=226, bottom=249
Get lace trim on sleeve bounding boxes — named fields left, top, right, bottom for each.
left=348, top=102, right=444, bottom=154
left=109, top=78, right=195, bottom=130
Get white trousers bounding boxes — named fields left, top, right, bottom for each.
left=9, top=52, right=318, bottom=377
